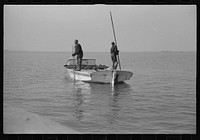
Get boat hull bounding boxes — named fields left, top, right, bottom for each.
left=65, top=69, right=133, bottom=84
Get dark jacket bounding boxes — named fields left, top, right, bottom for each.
left=110, top=45, right=119, bottom=55
left=73, top=43, right=83, bottom=57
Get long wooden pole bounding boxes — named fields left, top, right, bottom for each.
left=110, top=11, right=121, bottom=70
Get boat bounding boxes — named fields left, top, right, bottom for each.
left=64, top=12, right=133, bottom=84
left=64, top=59, right=133, bottom=84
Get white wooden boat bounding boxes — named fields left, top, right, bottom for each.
left=64, top=59, right=133, bottom=84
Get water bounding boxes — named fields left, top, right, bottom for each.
left=3, top=51, right=196, bottom=134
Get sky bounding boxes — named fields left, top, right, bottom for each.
left=4, top=5, right=196, bottom=52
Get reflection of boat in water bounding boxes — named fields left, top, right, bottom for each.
left=64, top=59, right=133, bottom=84
left=72, top=81, right=133, bottom=129
left=72, top=80, right=133, bottom=95
left=90, top=82, right=133, bottom=95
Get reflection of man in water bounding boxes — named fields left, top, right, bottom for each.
left=74, top=88, right=83, bottom=121
left=109, top=90, right=121, bottom=125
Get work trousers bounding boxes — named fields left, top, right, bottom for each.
left=77, top=55, right=83, bottom=71
left=111, top=54, right=118, bottom=70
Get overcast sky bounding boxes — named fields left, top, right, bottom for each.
left=4, top=5, right=196, bottom=52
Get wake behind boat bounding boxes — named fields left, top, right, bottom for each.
left=64, top=59, right=133, bottom=84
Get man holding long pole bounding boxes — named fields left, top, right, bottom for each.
left=109, top=11, right=121, bottom=87
left=110, top=11, right=121, bottom=70
left=110, top=42, right=119, bottom=70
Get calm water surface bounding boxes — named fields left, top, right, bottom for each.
left=3, top=51, right=196, bottom=133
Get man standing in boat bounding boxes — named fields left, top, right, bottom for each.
left=72, top=39, right=83, bottom=71
left=110, top=42, right=119, bottom=70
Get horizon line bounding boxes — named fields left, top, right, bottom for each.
left=3, top=49, right=196, bottom=53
